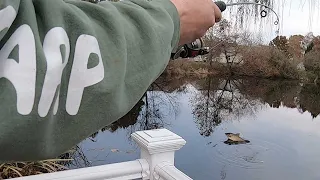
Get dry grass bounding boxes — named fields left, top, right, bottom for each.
left=163, top=59, right=218, bottom=78
left=0, top=159, right=72, bottom=179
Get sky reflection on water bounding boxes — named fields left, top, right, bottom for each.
left=70, top=78, right=320, bottom=180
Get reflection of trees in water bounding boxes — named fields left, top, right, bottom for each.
left=86, top=75, right=320, bottom=140
left=88, top=76, right=320, bottom=140
left=190, top=77, right=259, bottom=137
left=237, top=79, right=302, bottom=109
left=87, top=98, right=144, bottom=140
left=109, top=99, right=144, bottom=132
left=59, top=76, right=320, bottom=170
left=189, top=77, right=318, bottom=137
left=58, top=145, right=91, bottom=168
left=62, top=83, right=181, bottom=168
left=59, top=99, right=145, bottom=168
left=89, top=83, right=180, bottom=139
left=300, top=84, right=320, bottom=118
left=123, top=83, right=179, bottom=135
left=237, top=79, right=320, bottom=118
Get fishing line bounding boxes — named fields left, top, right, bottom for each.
left=220, top=1, right=280, bottom=32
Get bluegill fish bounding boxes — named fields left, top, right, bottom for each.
left=224, top=133, right=250, bottom=145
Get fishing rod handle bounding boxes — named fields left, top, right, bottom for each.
left=215, top=1, right=227, bottom=12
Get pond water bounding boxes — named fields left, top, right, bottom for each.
left=63, top=77, right=320, bottom=180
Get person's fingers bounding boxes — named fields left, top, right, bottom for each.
left=171, top=0, right=223, bottom=44
left=206, top=0, right=218, bottom=27
left=212, top=3, right=222, bottom=22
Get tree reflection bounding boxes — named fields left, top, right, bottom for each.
left=190, top=76, right=320, bottom=137
left=237, top=79, right=302, bottom=109
left=88, top=76, right=320, bottom=140
left=59, top=81, right=181, bottom=168
left=58, top=145, right=91, bottom=168
left=300, top=84, right=320, bottom=118
left=89, top=83, right=180, bottom=140
left=109, top=98, right=144, bottom=132
left=58, top=76, right=320, bottom=171
left=190, top=77, right=259, bottom=137
left=123, top=83, right=179, bottom=135
left=236, top=78, right=320, bottom=118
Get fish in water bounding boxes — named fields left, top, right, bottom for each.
left=224, top=133, right=250, bottom=145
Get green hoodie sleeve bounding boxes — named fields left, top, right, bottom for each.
left=0, top=0, right=180, bottom=162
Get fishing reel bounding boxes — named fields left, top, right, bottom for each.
left=170, top=38, right=210, bottom=59
left=170, top=1, right=227, bottom=60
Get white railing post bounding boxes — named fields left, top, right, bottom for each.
left=131, top=129, right=190, bottom=180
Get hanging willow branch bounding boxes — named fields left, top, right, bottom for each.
left=225, top=1, right=280, bottom=33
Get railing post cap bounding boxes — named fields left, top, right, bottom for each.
left=131, top=129, right=186, bottom=154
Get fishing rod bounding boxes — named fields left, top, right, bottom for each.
left=171, top=1, right=280, bottom=59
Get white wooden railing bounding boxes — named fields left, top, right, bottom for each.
left=14, top=129, right=192, bottom=180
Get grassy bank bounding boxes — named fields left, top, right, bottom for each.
left=164, top=45, right=318, bottom=82
left=163, top=59, right=220, bottom=79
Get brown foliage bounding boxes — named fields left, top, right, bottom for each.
left=164, top=45, right=301, bottom=80
left=311, top=36, right=320, bottom=52
left=236, top=46, right=279, bottom=78
left=268, top=48, right=300, bottom=79
left=237, top=46, right=300, bottom=79
left=270, top=36, right=292, bottom=58
left=288, top=35, right=304, bottom=59
left=162, top=59, right=222, bottom=79
left=304, top=51, right=320, bottom=75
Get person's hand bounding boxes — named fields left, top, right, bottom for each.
left=170, top=0, right=222, bottom=45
